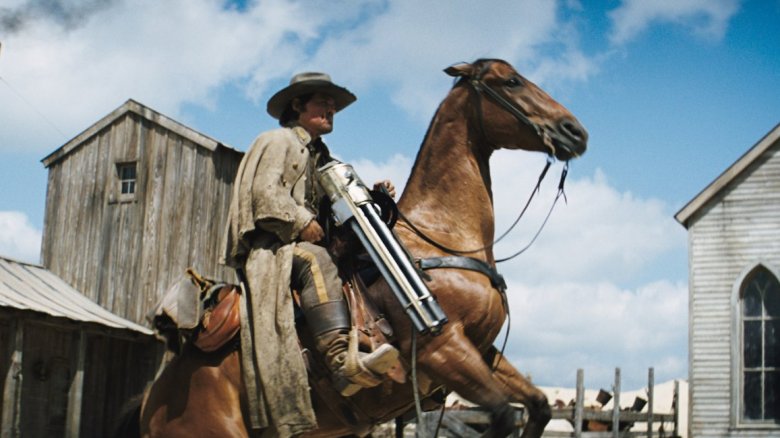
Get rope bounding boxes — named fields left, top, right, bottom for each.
left=411, top=330, right=448, bottom=438
left=400, top=160, right=568, bottom=265
left=491, top=288, right=512, bottom=372
left=0, top=75, right=67, bottom=139
left=398, top=157, right=553, bottom=256
left=412, top=331, right=425, bottom=436
left=495, top=162, right=568, bottom=263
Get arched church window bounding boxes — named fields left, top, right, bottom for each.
left=741, top=265, right=780, bottom=422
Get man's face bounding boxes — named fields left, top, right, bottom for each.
left=295, top=92, right=336, bottom=138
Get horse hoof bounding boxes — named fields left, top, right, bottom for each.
left=480, top=404, right=515, bottom=438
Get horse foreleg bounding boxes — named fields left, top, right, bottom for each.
left=484, top=347, right=551, bottom=438
left=418, top=330, right=515, bottom=438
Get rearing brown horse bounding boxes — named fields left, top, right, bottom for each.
left=133, top=59, right=587, bottom=438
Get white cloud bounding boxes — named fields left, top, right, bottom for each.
left=0, top=211, right=42, bottom=264
left=0, top=0, right=599, bottom=155
left=307, top=0, right=596, bottom=121
left=350, top=153, right=413, bottom=196
left=607, top=0, right=741, bottom=46
left=490, top=149, right=686, bottom=285
left=0, top=0, right=378, bottom=153
left=503, top=279, right=687, bottom=389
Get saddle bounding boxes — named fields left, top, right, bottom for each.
left=150, top=267, right=404, bottom=382
left=148, top=264, right=426, bottom=430
left=149, top=269, right=241, bottom=354
left=195, top=283, right=241, bottom=352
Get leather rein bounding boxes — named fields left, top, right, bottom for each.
left=398, top=62, right=571, bottom=289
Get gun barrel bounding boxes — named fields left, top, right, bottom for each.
left=319, top=162, right=448, bottom=335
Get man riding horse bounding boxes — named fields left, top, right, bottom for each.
left=223, top=72, right=400, bottom=436
left=137, top=59, right=588, bottom=438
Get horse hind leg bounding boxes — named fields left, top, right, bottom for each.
left=484, top=347, right=551, bottom=438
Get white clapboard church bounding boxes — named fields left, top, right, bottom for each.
left=676, top=123, right=779, bottom=437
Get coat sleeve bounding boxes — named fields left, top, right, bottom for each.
left=245, top=131, right=315, bottom=243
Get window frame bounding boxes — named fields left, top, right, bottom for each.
left=731, top=262, right=780, bottom=429
left=115, top=161, right=138, bottom=202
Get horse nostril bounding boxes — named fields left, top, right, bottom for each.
left=560, top=118, right=588, bottom=144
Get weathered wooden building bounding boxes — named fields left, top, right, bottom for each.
left=675, top=123, right=780, bottom=437
left=0, top=99, right=245, bottom=437
left=40, top=99, right=243, bottom=325
left=0, top=256, right=157, bottom=437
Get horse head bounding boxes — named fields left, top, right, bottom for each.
left=445, top=59, right=588, bottom=161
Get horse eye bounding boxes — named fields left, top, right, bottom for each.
left=504, top=77, right=522, bottom=88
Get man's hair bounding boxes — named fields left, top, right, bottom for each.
left=279, top=93, right=314, bottom=126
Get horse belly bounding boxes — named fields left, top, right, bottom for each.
left=436, top=271, right=507, bottom=352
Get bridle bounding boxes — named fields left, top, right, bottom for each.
left=466, top=60, right=549, bottom=152
left=397, top=60, right=570, bottom=263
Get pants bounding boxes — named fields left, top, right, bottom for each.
left=291, top=242, right=343, bottom=313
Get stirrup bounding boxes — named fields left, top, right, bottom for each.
left=335, top=329, right=400, bottom=396
left=362, top=344, right=399, bottom=374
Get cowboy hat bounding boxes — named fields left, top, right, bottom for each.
left=266, top=72, right=356, bottom=119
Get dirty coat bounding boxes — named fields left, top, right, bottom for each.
left=223, top=125, right=326, bottom=437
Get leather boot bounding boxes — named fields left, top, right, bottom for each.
left=307, top=301, right=399, bottom=396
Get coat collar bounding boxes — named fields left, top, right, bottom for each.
left=291, top=125, right=312, bottom=145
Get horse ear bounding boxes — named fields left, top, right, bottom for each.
left=444, top=62, right=472, bottom=78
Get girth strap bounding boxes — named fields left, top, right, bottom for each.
left=417, top=256, right=507, bottom=291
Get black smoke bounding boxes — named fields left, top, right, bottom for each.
left=1, top=0, right=117, bottom=34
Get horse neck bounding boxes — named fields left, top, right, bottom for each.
left=399, top=95, right=496, bottom=256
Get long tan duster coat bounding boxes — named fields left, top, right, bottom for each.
left=223, top=125, right=320, bottom=437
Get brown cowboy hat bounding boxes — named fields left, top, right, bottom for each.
left=266, top=72, right=356, bottom=119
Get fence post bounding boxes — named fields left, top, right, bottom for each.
left=396, top=417, right=405, bottom=438
left=511, top=408, right=522, bottom=438
left=612, top=368, right=621, bottom=438
left=647, top=368, right=654, bottom=438
left=672, top=380, right=679, bottom=438
left=575, top=369, right=584, bottom=438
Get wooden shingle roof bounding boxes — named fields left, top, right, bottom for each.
left=41, top=99, right=240, bottom=168
left=0, top=256, right=152, bottom=334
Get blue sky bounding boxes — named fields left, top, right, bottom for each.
left=1, top=0, right=779, bottom=392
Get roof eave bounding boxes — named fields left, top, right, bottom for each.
left=41, top=99, right=238, bottom=168
left=675, top=122, right=780, bottom=229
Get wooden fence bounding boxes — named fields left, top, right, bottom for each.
left=404, top=368, right=680, bottom=438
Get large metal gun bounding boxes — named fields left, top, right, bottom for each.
left=318, top=161, right=448, bottom=335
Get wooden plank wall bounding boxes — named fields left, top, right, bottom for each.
left=0, top=320, right=10, bottom=424
left=19, top=323, right=75, bottom=437
left=687, top=142, right=780, bottom=437
left=0, top=312, right=158, bottom=438
left=0, top=317, right=23, bottom=437
left=41, top=113, right=241, bottom=325
left=79, top=334, right=158, bottom=438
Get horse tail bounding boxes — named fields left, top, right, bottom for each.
left=112, top=393, right=143, bottom=438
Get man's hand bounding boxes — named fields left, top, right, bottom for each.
left=373, top=180, right=396, bottom=199
left=300, top=219, right=325, bottom=243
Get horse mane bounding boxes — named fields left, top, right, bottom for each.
left=405, top=58, right=503, bottom=189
